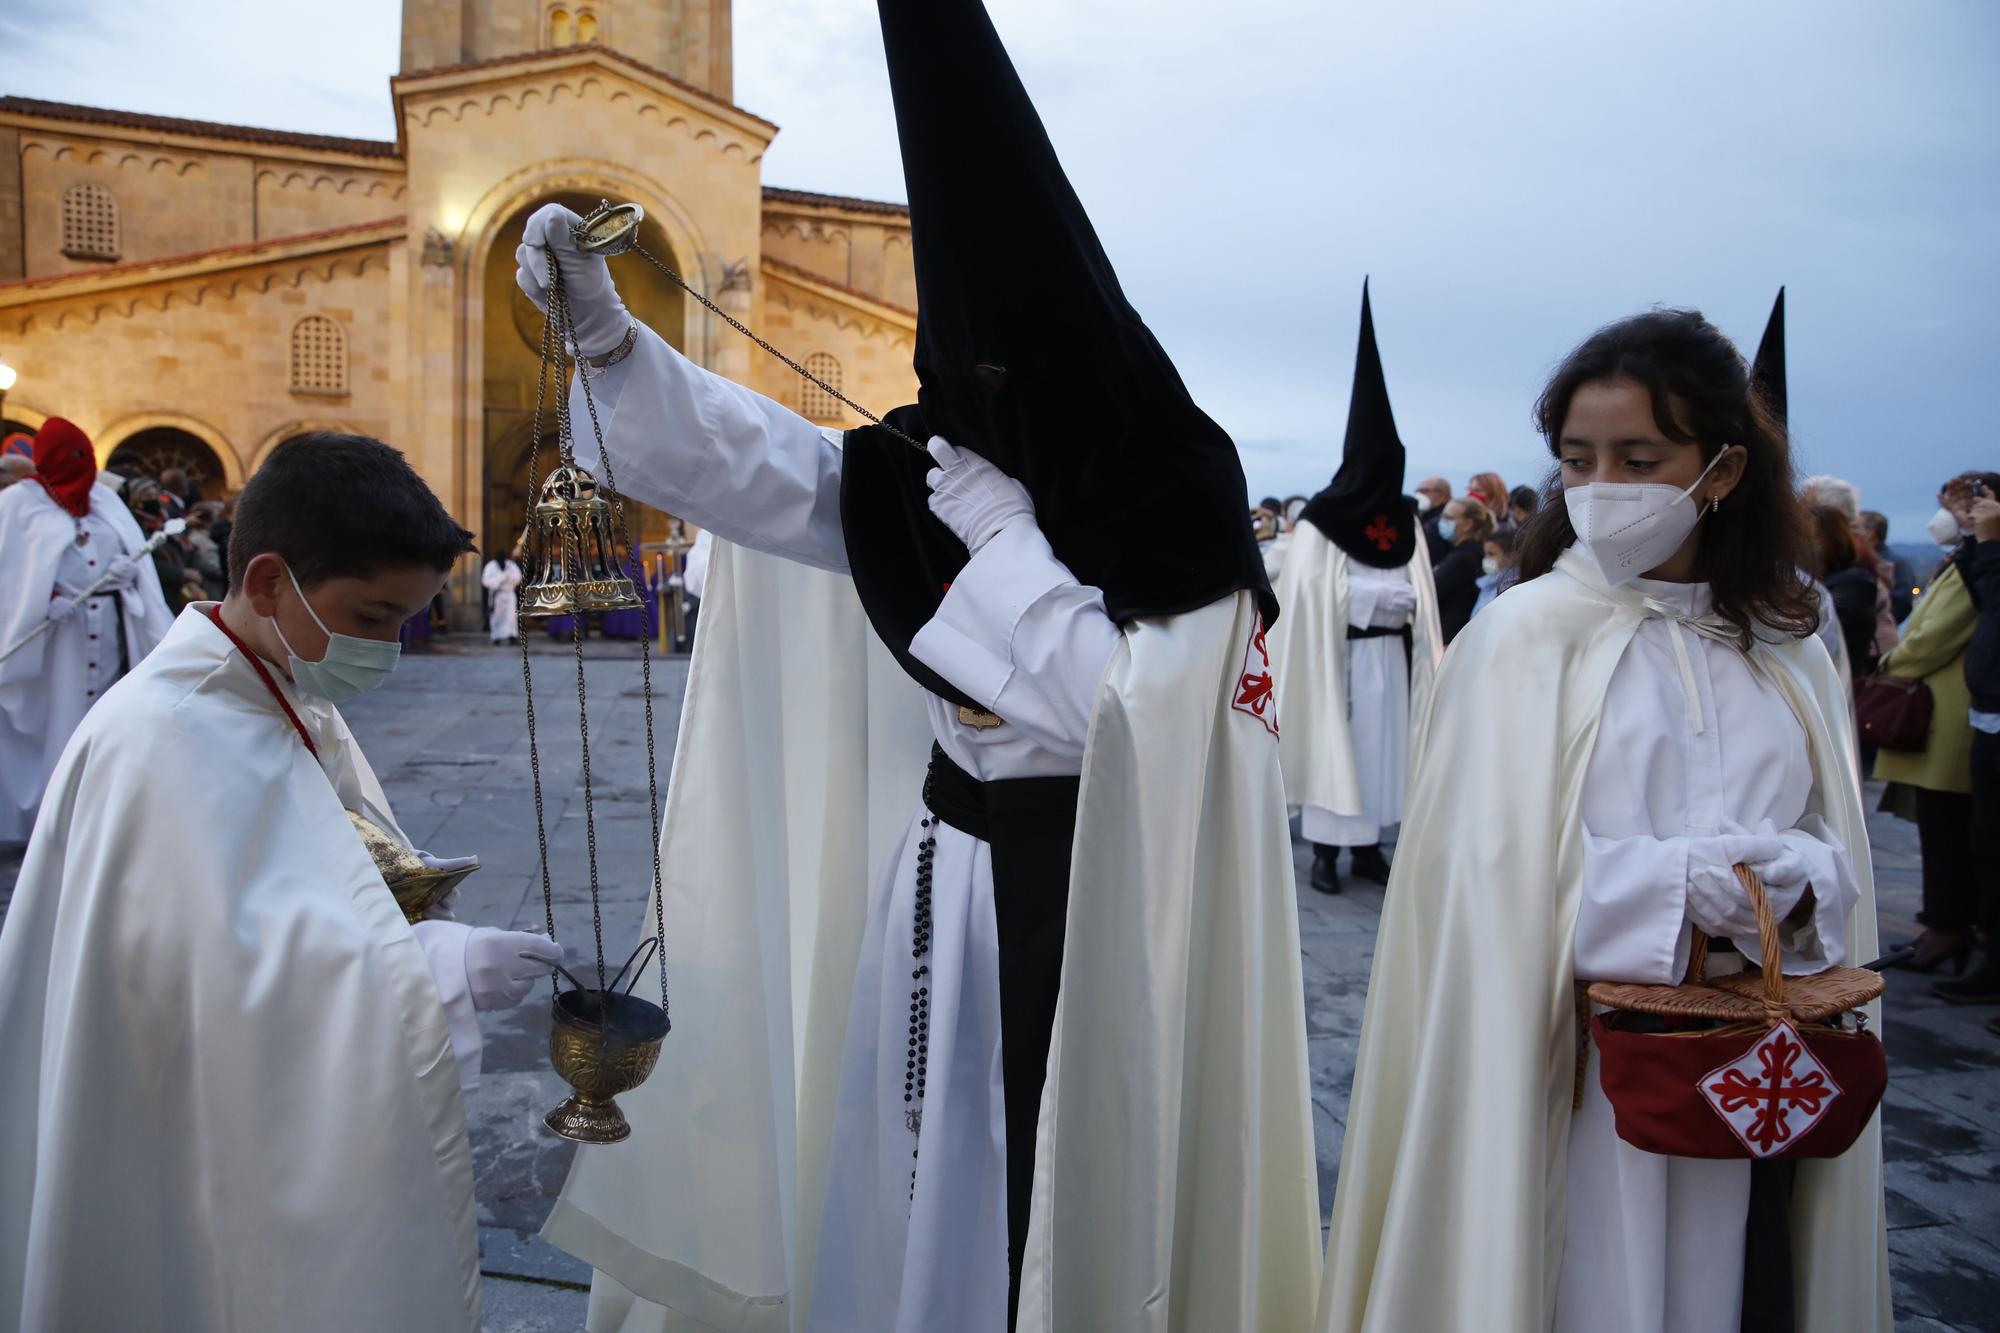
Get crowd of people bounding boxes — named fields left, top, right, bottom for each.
left=0, top=2, right=1984, bottom=1328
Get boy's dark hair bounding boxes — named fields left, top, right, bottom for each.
left=227, top=433, right=474, bottom=590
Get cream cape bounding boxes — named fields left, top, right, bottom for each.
left=1316, top=549, right=1890, bottom=1333
left=1267, top=523, right=1442, bottom=819
left=544, top=542, right=1321, bottom=1331
left=0, top=608, right=481, bottom=1332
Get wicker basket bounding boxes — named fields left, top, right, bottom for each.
left=1584, top=865, right=1886, bottom=1160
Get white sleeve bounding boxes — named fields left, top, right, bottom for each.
left=1576, top=831, right=1697, bottom=984
left=907, top=516, right=1122, bottom=759
left=568, top=323, right=849, bottom=572
left=1768, top=813, right=1860, bottom=973
left=410, top=919, right=484, bottom=1095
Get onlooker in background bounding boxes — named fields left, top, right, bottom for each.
left=1282, top=494, right=1309, bottom=530
left=1465, top=471, right=1508, bottom=526
left=0, top=456, right=33, bottom=493
left=184, top=502, right=227, bottom=601
left=124, top=478, right=192, bottom=615
left=1810, top=504, right=1878, bottom=675
left=1252, top=496, right=1289, bottom=582
left=1935, top=481, right=2000, bottom=1016
left=1471, top=526, right=1519, bottom=620
left=209, top=496, right=235, bottom=577
left=1804, top=472, right=1899, bottom=658
left=1507, top=484, right=1539, bottom=530
left=1414, top=475, right=1452, bottom=562
left=1858, top=509, right=1916, bottom=623
left=1432, top=495, right=1495, bottom=643
left=1876, top=472, right=1992, bottom=974
left=155, top=466, right=193, bottom=520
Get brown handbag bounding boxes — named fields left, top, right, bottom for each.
left=1853, top=674, right=1933, bottom=751
left=1584, top=866, right=1887, bottom=1160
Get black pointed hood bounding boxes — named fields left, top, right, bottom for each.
left=838, top=0, right=1275, bottom=702
left=1297, top=283, right=1417, bottom=569
left=1752, top=287, right=1786, bottom=426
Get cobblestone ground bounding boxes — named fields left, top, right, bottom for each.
left=3, top=639, right=1993, bottom=1330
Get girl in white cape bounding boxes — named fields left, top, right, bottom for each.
left=1319, top=309, right=1890, bottom=1333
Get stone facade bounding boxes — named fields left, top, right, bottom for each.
left=0, top=0, right=915, bottom=623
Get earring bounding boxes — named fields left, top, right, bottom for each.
left=1710, top=494, right=1720, bottom=515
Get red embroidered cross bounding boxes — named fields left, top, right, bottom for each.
left=1700, top=1023, right=1840, bottom=1156
left=1232, top=614, right=1279, bottom=738
left=1364, top=515, right=1398, bottom=551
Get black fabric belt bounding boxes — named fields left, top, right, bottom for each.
left=921, top=742, right=1079, bottom=1330
left=1345, top=622, right=1412, bottom=642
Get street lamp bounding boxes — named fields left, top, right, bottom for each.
left=0, top=356, right=15, bottom=422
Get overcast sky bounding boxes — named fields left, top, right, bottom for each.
left=3, top=0, right=1994, bottom=540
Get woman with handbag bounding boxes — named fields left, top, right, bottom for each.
left=1873, top=473, right=1991, bottom=974
left=1318, top=310, right=1889, bottom=1333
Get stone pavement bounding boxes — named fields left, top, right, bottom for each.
left=3, top=637, right=1995, bottom=1331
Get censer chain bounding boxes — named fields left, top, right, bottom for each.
left=620, top=240, right=927, bottom=455
left=519, top=251, right=564, bottom=998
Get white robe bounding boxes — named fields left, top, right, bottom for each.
left=1268, top=523, right=1443, bottom=848
left=542, top=327, right=1320, bottom=1331
left=483, top=558, right=523, bottom=642
left=1558, top=576, right=1861, bottom=1333
left=0, top=479, right=173, bottom=841
left=0, top=607, right=482, bottom=1331
left=1318, top=548, right=1891, bottom=1333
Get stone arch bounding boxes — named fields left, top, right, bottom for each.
left=97, top=411, right=243, bottom=493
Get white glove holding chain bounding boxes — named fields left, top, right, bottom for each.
left=103, top=555, right=145, bottom=592
left=465, top=927, right=564, bottom=1011
left=1684, top=832, right=1790, bottom=941
left=45, top=592, right=81, bottom=624
left=925, top=437, right=1034, bottom=554
left=513, top=203, right=632, bottom=358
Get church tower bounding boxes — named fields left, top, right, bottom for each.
left=400, top=0, right=734, bottom=101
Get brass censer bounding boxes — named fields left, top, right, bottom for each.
left=514, top=208, right=673, bottom=1145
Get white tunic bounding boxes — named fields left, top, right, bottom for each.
left=567, top=327, right=1120, bottom=1332
left=482, top=559, right=522, bottom=643
left=1557, top=577, right=1862, bottom=1333
left=0, top=480, right=173, bottom=841
left=1300, top=560, right=1416, bottom=847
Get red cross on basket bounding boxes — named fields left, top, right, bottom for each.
left=1699, top=1021, right=1842, bottom=1158
left=1364, top=514, right=1398, bottom=551
left=1232, top=615, right=1279, bottom=738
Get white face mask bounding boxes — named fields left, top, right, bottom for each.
left=1563, top=447, right=1733, bottom=587
left=1926, top=507, right=1964, bottom=549
left=1481, top=556, right=1500, bottom=576
left=1414, top=493, right=1435, bottom=515
left=270, top=564, right=402, bottom=702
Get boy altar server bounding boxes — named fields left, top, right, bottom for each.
left=0, top=434, right=559, bottom=1332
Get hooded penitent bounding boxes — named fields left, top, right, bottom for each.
left=838, top=0, right=1276, bottom=707
left=1752, top=287, right=1786, bottom=427
left=1297, top=283, right=1418, bottom=570
left=30, top=418, right=97, bottom=520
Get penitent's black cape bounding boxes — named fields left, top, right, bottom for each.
left=839, top=0, right=1276, bottom=707
left=1296, top=282, right=1418, bottom=570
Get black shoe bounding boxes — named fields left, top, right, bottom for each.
left=1309, top=846, right=1342, bottom=895
left=1931, top=966, right=2000, bottom=1004
left=1349, top=845, right=1392, bottom=885
left=1890, top=932, right=1972, bottom=975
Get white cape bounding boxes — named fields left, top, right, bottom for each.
left=545, top=542, right=1321, bottom=1331
left=0, top=608, right=481, bottom=1332
left=1317, top=550, right=1890, bottom=1333
left=1267, top=523, right=1442, bottom=820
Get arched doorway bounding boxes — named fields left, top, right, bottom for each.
left=107, top=426, right=229, bottom=500
left=481, top=193, right=687, bottom=559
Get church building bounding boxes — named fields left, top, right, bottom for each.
left=0, top=0, right=918, bottom=616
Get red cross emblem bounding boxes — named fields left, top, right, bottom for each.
left=1364, top=514, right=1398, bottom=551
left=1699, top=1021, right=1842, bottom=1157
left=1232, top=614, right=1279, bottom=738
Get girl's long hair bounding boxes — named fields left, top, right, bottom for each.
left=1515, top=308, right=1819, bottom=646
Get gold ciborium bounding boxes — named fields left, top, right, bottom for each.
left=543, top=940, right=670, bottom=1144
left=347, top=810, right=481, bottom=923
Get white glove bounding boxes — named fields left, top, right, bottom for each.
left=513, top=203, right=631, bottom=357
left=103, top=555, right=144, bottom=591
left=1684, top=832, right=1788, bottom=940
left=412, top=850, right=480, bottom=921
left=45, top=593, right=81, bottom=624
left=925, top=437, right=1034, bottom=554
left=1376, top=582, right=1420, bottom=621
left=464, top=927, right=564, bottom=1011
